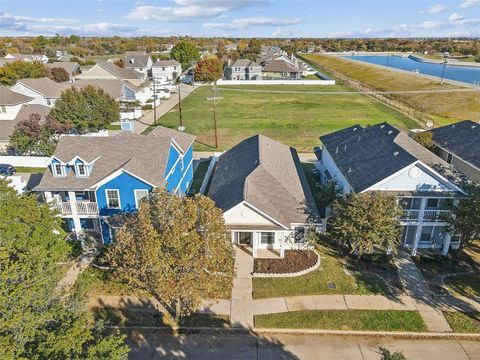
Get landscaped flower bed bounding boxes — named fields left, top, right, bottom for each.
left=254, top=250, right=318, bottom=275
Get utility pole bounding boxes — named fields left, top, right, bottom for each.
left=207, top=84, right=223, bottom=149
left=178, top=84, right=183, bottom=127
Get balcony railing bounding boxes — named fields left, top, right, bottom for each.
left=55, top=201, right=98, bottom=215
left=399, top=209, right=450, bottom=222
left=400, top=210, right=420, bottom=221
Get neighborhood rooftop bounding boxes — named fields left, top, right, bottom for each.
left=0, top=104, right=50, bottom=142
left=97, top=61, right=144, bottom=80
left=230, top=59, right=261, bottom=67
left=123, top=54, right=150, bottom=68
left=35, top=127, right=195, bottom=191
left=153, top=59, right=181, bottom=67
left=208, top=134, right=320, bottom=228
left=15, top=77, right=71, bottom=98
left=319, top=122, right=459, bottom=193
left=430, top=120, right=480, bottom=170
left=0, top=85, right=32, bottom=105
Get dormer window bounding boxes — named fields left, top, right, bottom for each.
left=77, top=164, right=87, bottom=177
left=53, top=163, right=64, bottom=176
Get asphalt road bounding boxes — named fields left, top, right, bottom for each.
left=126, top=332, right=480, bottom=360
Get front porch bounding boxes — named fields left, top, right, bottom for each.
left=235, top=245, right=282, bottom=259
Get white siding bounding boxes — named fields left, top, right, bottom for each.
left=224, top=202, right=276, bottom=226
left=319, top=148, right=352, bottom=193
left=0, top=103, right=23, bottom=120
left=10, top=84, right=53, bottom=107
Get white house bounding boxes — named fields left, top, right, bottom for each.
left=0, top=86, right=33, bottom=120
left=123, top=51, right=153, bottom=77
left=3, top=53, right=48, bottom=63
left=152, top=60, right=182, bottom=81
left=317, top=123, right=465, bottom=256
left=10, top=78, right=71, bottom=107
left=207, top=134, right=322, bottom=258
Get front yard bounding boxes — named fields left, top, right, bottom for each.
left=443, top=311, right=480, bottom=333
left=255, top=310, right=427, bottom=332
left=253, top=240, right=401, bottom=299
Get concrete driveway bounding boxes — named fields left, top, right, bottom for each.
left=127, top=332, right=480, bottom=360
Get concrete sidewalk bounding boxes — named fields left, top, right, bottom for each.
left=56, top=252, right=95, bottom=295
left=230, top=247, right=254, bottom=328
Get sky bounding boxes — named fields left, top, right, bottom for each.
left=0, top=0, right=479, bottom=38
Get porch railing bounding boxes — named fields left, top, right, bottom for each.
left=400, top=210, right=419, bottom=221
left=423, top=210, right=450, bottom=222
left=54, top=201, right=98, bottom=215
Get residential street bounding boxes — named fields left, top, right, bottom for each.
left=127, top=332, right=480, bottom=360
left=133, top=83, right=196, bottom=134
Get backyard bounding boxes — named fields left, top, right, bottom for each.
left=300, top=53, right=480, bottom=124
left=154, top=84, right=417, bottom=152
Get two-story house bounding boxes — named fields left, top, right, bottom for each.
left=34, top=127, right=195, bottom=244
left=428, top=120, right=480, bottom=182
left=316, top=123, right=465, bottom=255
left=151, top=60, right=182, bottom=81
left=123, top=51, right=153, bottom=77
left=224, top=59, right=262, bottom=80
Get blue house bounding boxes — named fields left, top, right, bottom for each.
left=34, top=127, right=195, bottom=243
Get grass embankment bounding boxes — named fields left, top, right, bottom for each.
left=255, top=310, right=427, bottom=332
left=156, top=84, right=416, bottom=152
left=253, top=242, right=390, bottom=299
left=301, top=54, right=480, bottom=124
left=444, top=274, right=480, bottom=299
left=15, top=166, right=45, bottom=174
left=443, top=312, right=480, bottom=333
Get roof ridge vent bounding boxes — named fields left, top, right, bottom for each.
left=348, top=167, right=352, bottom=173
left=344, top=144, right=347, bottom=150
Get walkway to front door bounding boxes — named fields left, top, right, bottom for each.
left=230, top=246, right=254, bottom=328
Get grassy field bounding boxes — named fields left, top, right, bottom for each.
left=301, top=54, right=480, bottom=124
left=15, top=166, right=45, bottom=174
left=253, top=242, right=389, bottom=299
left=255, top=310, right=427, bottom=332
left=155, top=84, right=416, bottom=152
left=443, top=312, right=480, bottom=333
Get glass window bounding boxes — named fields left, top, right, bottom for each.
left=134, top=189, right=149, bottom=208
left=294, top=227, right=305, bottom=243
left=77, top=164, right=86, bottom=176
left=46, top=98, right=52, bottom=106
left=420, top=226, right=433, bottom=242
left=438, top=198, right=453, bottom=210
left=260, top=232, right=275, bottom=244
left=106, top=190, right=120, bottom=209
left=446, top=153, right=453, bottom=164
left=426, top=198, right=439, bottom=209
left=54, top=163, right=63, bottom=176
left=0, top=105, right=6, bottom=113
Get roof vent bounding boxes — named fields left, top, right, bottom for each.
left=393, top=151, right=399, bottom=156
left=335, top=146, right=339, bottom=154
left=353, top=127, right=358, bottom=131
left=348, top=167, right=352, bottom=173
left=344, top=144, right=347, bottom=150
left=472, top=125, right=477, bottom=129
left=357, top=136, right=361, bottom=142
left=388, top=130, right=393, bottom=135
left=380, top=124, right=385, bottom=129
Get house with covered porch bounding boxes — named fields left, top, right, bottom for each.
left=316, top=122, right=465, bottom=256
left=207, top=134, right=322, bottom=257
left=34, top=127, right=195, bottom=244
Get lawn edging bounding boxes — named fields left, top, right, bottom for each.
left=253, top=251, right=321, bottom=278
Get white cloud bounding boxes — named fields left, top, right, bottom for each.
left=449, top=12, right=464, bottom=21
left=420, top=4, right=447, bottom=14
left=204, top=16, right=302, bottom=30
left=460, top=0, right=480, bottom=8
left=272, top=28, right=297, bottom=37
left=126, top=0, right=269, bottom=21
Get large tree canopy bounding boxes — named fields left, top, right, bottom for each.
left=108, top=189, right=235, bottom=320
left=0, top=60, right=48, bottom=85
left=170, top=40, right=200, bottom=71
left=0, top=180, right=129, bottom=359
left=329, top=191, right=402, bottom=258
left=194, top=57, right=223, bottom=83
left=49, top=85, right=120, bottom=133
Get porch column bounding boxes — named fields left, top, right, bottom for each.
left=412, top=198, right=428, bottom=256
left=68, top=191, right=82, bottom=237
left=442, top=233, right=452, bottom=256
left=44, top=191, right=53, bottom=203
left=252, top=232, right=258, bottom=258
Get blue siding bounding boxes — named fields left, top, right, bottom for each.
left=165, top=144, right=193, bottom=193
left=96, top=171, right=153, bottom=217
left=99, top=218, right=112, bottom=244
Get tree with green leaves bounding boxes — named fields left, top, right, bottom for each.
left=48, top=66, right=70, bottom=82
left=444, top=183, right=480, bottom=256
left=0, top=180, right=129, bottom=359
left=108, top=189, right=235, bottom=320
left=49, top=85, right=120, bottom=133
left=413, top=130, right=434, bottom=151
left=329, top=192, right=402, bottom=258
left=9, top=113, right=70, bottom=156
left=170, top=40, right=200, bottom=70
left=194, top=57, right=223, bottom=83
left=378, top=347, right=409, bottom=360
left=0, top=60, right=48, bottom=85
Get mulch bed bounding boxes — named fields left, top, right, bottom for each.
left=254, top=250, right=318, bottom=274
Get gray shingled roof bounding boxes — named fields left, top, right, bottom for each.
left=45, top=61, right=80, bottom=75
left=320, top=123, right=464, bottom=193
left=262, top=59, right=302, bottom=73
left=153, top=59, right=181, bottom=67
left=0, top=104, right=50, bottom=141
left=230, top=59, right=261, bottom=68
left=149, top=126, right=195, bottom=153
left=14, top=77, right=71, bottom=98
left=123, top=54, right=151, bottom=68
left=208, top=135, right=320, bottom=227
left=0, top=85, right=32, bottom=105
left=34, top=127, right=195, bottom=191
left=97, top=62, right=144, bottom=80
left=430, top=120, right=480, bottom=169
left=74, top=79, right=138, bottom=99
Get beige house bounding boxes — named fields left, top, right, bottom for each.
left=75, top=61, right=146, bottom=87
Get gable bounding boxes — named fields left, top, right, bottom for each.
left=81, top=64, right=117, bottom=79
left=365, top=162, right=459, bottom=193
left=223, top=202, right=278, bottom=226
left=11, top=83, right=44, bottom=98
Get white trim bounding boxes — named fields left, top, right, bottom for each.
left=76, top=163, right=88, bottom=177
left=51, top=155, right=66, bottom=165
left=174, top=158, right=193, bottom=193
left=243, top=201, right=290, bottom=230
left=91, top=168, right=156, bottom=189
left=53, top=163, right=65, bottom=177
left=105, top=189, right=121, bottom=209
left=164, top=146, right=184, bottom=181
left=170, top=138, right=185, bottom=154
left=134, top=189, right=149, bottom=208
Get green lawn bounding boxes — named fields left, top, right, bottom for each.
left=155, top=84, right=416, bottom=152
left=255, top=310, right=427, bottom=332
left=444, top=274, right=480, bottom=299
left=15, top=166, right=45, bottom=174
left=253, top=242, right=389, bottom=299
left=188, top=158, right=211, bottom=195
left=443, top=312, right=480, bottom=333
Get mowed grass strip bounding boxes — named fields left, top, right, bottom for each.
left=443, top=312, right=480, bottom=333
left=301, top=54, right=480, bottom=122
left=255, top=310, right=427, bottom=332
left=156, top=84, right=416, bottom=152
left=252, top=243, right=389, bottom=299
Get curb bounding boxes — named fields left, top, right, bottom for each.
left=108, top=325, right=480, bottom=340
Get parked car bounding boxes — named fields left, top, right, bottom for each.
left=0, top=164, right=16, bottom=176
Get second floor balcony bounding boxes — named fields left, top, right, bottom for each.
left=55, top=200, right=98, bottom=216
left=400, top=209, right=450, bottom=223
